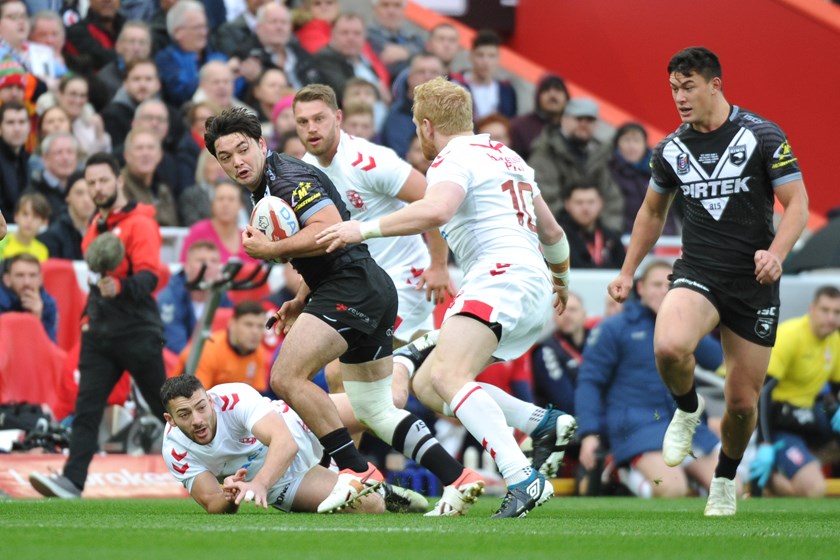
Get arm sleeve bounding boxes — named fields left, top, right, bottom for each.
left=120, top=217, right=163, bottom=300
left=41, top=292, right=58, bottom=343
left=759, top=123, right=803, bottom=188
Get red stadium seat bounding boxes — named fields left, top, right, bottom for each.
left=40, top=259, right=87, bottom=352
left=226, top=263, right=270, bottom=305
left=0, top=312, right=66, bottom=413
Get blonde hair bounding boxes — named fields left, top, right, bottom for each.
left=412, top=77, right=473, bottom=135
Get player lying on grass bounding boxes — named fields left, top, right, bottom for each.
left=160, top=375, right=426, bottom=514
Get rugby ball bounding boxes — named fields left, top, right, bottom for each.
left=249, top=195, right=300, bottom=263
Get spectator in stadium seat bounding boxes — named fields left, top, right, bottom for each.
left=608, top=122, right=680, bottom=236
left=37, top=74, right=112, bottom=160
left=24, top=131, right=79, bottom=221
left=342, top=77, right=385, bottom=134
left=750, top=285, right=840, bottom=497
left=157, top=239, right=232, bottom=354
left=191, top=59, right=253, bottom=115
left=126, top=98, right=181, bottom=198
left=528, top=97, right=624, bottom=231
left=211, top=0, right=270, bottom=58
left=1, top=191, right=49, bottom=261
left=531, top=292, right=589, bottom=414
left=97, top=21, right=152, bottom=103
left=180, top=180, right=256, bottom=264
left=26, top=104, right=70, bottom=180
left=0, top=252, right=57, bottom=341
left=150, top=0, right=176, bottom=53
left=454, top=29, right=516, bottom=120
left=28, top=11, right=69, bottom=84
left=341, top=101, right=376, bottom=142
left=381, top=52, right=444, bottom=159
left=389, top=23, right=460, bottom=103
left=275, top=129, right=305, bottom=159
left=576, top=260, right=724, bottom=498
left=509, top=74, right=568, bottom=161
left=178, top=299, right=267, bottom=391
left=366, top=0, right=424, bottom=80
left=154, top=0, right=226, bottom=107
left=268, top=93, right=295, bottom=150
left=245, top=68, right=291, bottom=139
left=63, top=0, right=126, bottom=75
left=313, top=13, right=389, bottom=106
left=0, top=101, right=31, bottom=222
left=475, top=113, right=511, bottom=146
left=175, top=100, right=219, bottom=196
left=101, top=58, right=162, bottom=152
left=228, top=2, right=322, bottom=92
left=37, top=170, right=93, bottom=260
left=557, top=182, right=626, bottom=270
left=178, top=149, right=227, bottom=227
left=120, top=127, right=179, bottom=227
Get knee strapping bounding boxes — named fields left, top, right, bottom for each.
left=344, top=376, right=410, bottom=444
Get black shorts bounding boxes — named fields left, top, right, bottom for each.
left=305, top=257, right=398, bottom=364
left=670, top=259, right=780, bottom=347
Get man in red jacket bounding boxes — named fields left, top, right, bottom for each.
left=29, top=152, right=167, bottom=499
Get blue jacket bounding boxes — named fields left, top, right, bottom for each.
left=575, top=300, right=722, bottom=464
left=155, top=44, right=226, bottom=107
left=531, top=330, right=588, bottom=413
left=0, top=283, right=58, bottom=343
left=156, top=270, right=233, bottom=354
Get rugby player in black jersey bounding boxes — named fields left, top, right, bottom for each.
left=608, top=47, right=809, bottom=516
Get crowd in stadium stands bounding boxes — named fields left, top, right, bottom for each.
left=0, top=0, right=837, bottom=505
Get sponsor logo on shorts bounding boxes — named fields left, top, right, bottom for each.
left=672, top=277, right=710, bottom=292
left=754, top=318, right=773, bottom=339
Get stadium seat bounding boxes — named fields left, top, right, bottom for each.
left=0, top=312, right=66, bottom=413
left=41, top=259, right=87, bottom=352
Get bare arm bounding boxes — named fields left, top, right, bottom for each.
left=225, top=411, right=299, bottom=509
left=607, top=188, right=675, bottom=302
left=395, top=169, right=452, bottom=303
left=533, top=195, right=570, bottom=314
left=755, top=179, right=808, bottom=284
left=190, top=471, right=240, bottom=514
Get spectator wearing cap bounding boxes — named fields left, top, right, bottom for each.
left=509, top=74, right=568, bottom=160
left=0, top=59, right=26, bottom=104
left=269, top=92, right=295, bottom=150
left=528, top=96, right=624, bottom=231
left=36, top=170, right=94, bottom=260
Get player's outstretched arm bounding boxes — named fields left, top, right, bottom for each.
left=755, top=179, right=808, bottom=285
left=191, top=471, right=241, bottom=514
left=229, top=411, right=298, bottom=509
left=608, top=188, right=675, bottom=303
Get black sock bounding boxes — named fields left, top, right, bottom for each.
left=392, top=415, right=464, bottom=486
left=319, top=427, right=368, bottom=472
left=714, top=449, right=741, bottom=480
left=672, top=381, right=699, bottom=413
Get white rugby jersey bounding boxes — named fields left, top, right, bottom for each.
left=303, top=131, right=430, bottom=276
left=162, top=383, right=321, bottom=496
left=426, top=134, right=547, bottom=274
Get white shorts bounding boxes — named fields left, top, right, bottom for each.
left=443, top=262, right=552, bottom=361
left=267, top=404, right=324, bottom=512
left=391, top=267, right=436, bottom=343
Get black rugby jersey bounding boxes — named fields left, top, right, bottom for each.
left=253, top=151, right=370, bottom=289
left=650, top=106, right=802, bottom=275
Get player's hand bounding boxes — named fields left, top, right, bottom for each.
left=222, top=468, right=248, bottom=502
left=232, top=480, right=269, bottom=509
left=271, top=297, right=304, bottom=335
left=19, top=287, right=44, bottom=318
left=242, top=225, right=277, bottom=261
left=579, top=435, right=601, bottom=471
left=416, top=263, right=454, bottom=304
left=754, top=250, right=783, bottom=285
left=97, top=276, right=120, bottom=299
left=748, top=443, right=779, bottom=488
left=552, top=283, right=568, bottom=316
left=607, top=273, right=634, bottom=303
left=315, top=220, right=363, bottom=253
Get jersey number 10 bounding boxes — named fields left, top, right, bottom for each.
left=501, top=180, right=537, bottom=232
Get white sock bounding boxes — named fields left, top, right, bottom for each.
left=449, top=382, right=531, bottom=484
left=476, top=382, right=544, bottom=434
left=393, top=355, right=415, bottom=378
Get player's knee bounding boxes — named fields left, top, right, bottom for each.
left=725, top=396, right=757, bottom=418
left=653, top=337, right=692, bottom=368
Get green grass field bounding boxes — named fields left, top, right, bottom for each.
left=3, top=496, right=840, bottom=560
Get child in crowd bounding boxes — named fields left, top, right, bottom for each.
left=0, top=193, right=51, bottom=261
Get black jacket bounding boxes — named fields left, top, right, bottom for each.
left=37, top=210, right=85, bottom=260
left=0, top=138, right=29, bottom=222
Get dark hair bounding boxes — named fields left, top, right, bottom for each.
left=667, top=47, right=722, bottom=82
left=613, top=122, right=648, bottom=149
left=16, top=192, right=51, bottom=220
left=58, top=73, right=87, bottom=94
left=3, top=253, right=41, bottom=275
left=563, top=182, right=600, bottom=200
left=814, top=285, right=840, bottom=303
left=277, top=129, right=302, bottom=154
left=65, top=169, right=86, bottom=193
left=0, top=100, right=27, bottom=121
left=160, top=375, right=206, bottom=411
left=343, top=77, right=378, bottom=99
left=472, top=29, right=501, bottom=50
left=233, top=299, right=265, bottom=319
left=204, top=106, right=263, bottom=158
left=294, top=83, right=339, bottom=112
left=85, top=152, right=122, bottom=177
